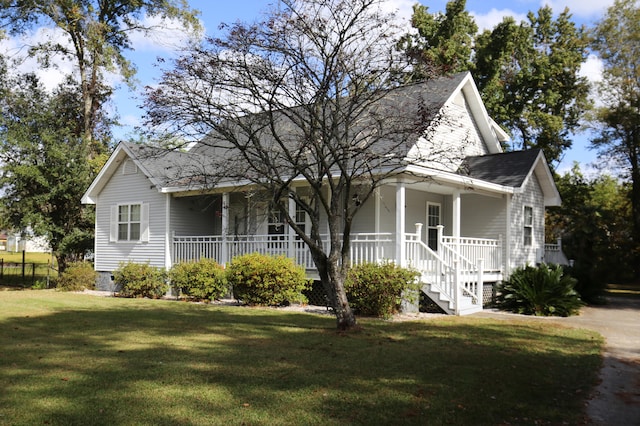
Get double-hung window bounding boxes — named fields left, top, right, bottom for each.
left=110, top=203, right=149, bottom=242
left=524, top=206, right=533, bottom=246
left=118, top=204, right=141, bottom=241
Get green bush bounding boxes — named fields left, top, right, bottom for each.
left=169, top=258, right=228, bottom=301
left=56, top=261, right=97, bottom=292
left=345, top=262, right=420, bottom=318
left=114, top=262, right=167, bottom=299
left=496, top=264, right=583, bottom=317
left=226, top=253, right=310, bottom=306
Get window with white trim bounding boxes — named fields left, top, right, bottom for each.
left=119, top=204, right=141, bottom=241
left=110, top=203, right=149, bottom=242
left=524, top=206, right=533, bottom=246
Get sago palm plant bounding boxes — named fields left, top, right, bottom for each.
left=496, top=264, right=583, bottom=316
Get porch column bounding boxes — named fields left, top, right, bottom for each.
left=374, top=187, right=381, bottom=235
left=164, top=194, right=172, bottom=270
left=505, top=194, right=512, bottom=276
left=288, top=193, right=296, bottom=260
left=395, top=180, right=406, bottom=267
left=452, top=189, right=461, bottom=238
left=221, top=192, right=230, bottom=265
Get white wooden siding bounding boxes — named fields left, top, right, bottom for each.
left=460, top=194, right=506, bottom=240
left=408, top=93, right=491, bottom=172
left=94, top=162, right=168, bottom=272
left=171, top=195, right=220, bottom=236
left=510, top=174, right=545, bottom=269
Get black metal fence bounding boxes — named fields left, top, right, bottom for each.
left=0, top=259, right=57, bottom=288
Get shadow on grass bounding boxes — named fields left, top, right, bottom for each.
left=0, top=295, right=602, bottom=425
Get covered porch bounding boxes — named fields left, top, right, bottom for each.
left=167, top=180, right=513, bottom=314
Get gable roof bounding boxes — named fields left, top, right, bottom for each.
left=84, top=73, right=525, bottom=203
left=81, top=142, right=207, bottom=204
left=462, top=149, right=561, bottom=206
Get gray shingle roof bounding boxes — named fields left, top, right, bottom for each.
left=461, top=149, right=542, bottom=187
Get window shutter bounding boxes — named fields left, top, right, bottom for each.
left=140, top=203, right=150, bottom=242
left=110, top=205, right=118, bottom=242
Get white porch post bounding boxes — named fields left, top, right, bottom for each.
left=374, top=188, right=381, bottom=235
left=221, top=192, right=230, bottom=265
left=395, top=180, right=406, bottom=267
left=505, top=194, right=512, bottom=277
left=477, top=258, right=484, bottom=307
left=452, top=189, right=461, bottom=238
left=288, top=193, right=296, bottom=260
left=164, top=194, right=172, bottom=270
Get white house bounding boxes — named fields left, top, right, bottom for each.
left=82, top=72, right=562, bottom=315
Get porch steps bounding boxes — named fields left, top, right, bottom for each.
left=421, top=283, right=482, bottom=316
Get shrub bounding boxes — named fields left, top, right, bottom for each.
left=345, top=262, right=420, bottom=318
left=169, top=258, right=228, bottom=301
left=114, top=262, right=167, bottom=298
left=56, top=261, right=97, bottom=292
left=496, top=263, right=583, bottom=317
left=226, top=253, right=310, bottom=306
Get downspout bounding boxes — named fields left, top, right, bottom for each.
left=505, top=193, right=512, bottom=278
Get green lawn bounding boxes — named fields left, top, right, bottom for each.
left=0, top=291, right=603, bottom=425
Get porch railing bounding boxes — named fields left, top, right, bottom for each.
left=441, top=234, right=502, bottom=272
left=172, top=232, right=395, bottom=268
left=544, top=238, right=570, bottom=266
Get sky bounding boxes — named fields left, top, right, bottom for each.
left=2, top=0, right=615, bottom=174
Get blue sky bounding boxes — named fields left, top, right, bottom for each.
left=4, top=0, right=614, bottom=174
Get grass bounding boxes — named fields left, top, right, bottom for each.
left=0, top=291, right=603, bottom=425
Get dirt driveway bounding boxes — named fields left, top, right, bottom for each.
left=478, top=295, right=640, bottom=425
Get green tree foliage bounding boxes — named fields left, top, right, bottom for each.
left=0, top=74, right=97, bottom=270
left=0, top=0, right=200, bottom=148
left=473, top=7, right=591, bottom=165
left=398, top=0, right=477, bottom=80
left=399, top=2, right=590, bottom=165
left=546, top=165, right=634, bottom=300
left=590, top=0, right=640, bottom=277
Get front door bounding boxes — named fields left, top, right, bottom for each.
left=427, top=202, right=441, bottom=251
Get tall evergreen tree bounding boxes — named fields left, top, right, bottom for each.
left=590, top=0, right=640, bottom=277
left=0, top=0, right=200, bottom=152
left=0, top=75, right=97, bottom=270
left=473, top=7, right=591, bottom=165
left=398, top=0, right=477, bottom=80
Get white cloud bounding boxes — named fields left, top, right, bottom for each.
left=472, top=9, right=529, bottom=31
left=541, top=0, right=614, bottom=19
left=580, top=54, right=603, bottom=84
left=382, top=0, right=416, bottom=24
left=128, top=14, right=203, bottom=52
left=0, top=26, right=75, bottom=91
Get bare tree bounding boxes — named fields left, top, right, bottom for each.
left=144, top=0, right=455, bottom=330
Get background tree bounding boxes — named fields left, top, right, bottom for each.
left=546, top=165, right=634, bottom=300
left=143, top=0, right=445, bottom=330
left=473, top=6, right=591, bottom=166
left=0, top=0, right=201, bottom=153
left=398, top=0, right=477, bottom=80
left=0, top=74, right=97, bottom=270
left=590, top=0, right=640, bottom=277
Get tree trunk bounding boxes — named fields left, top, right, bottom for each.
left=310, top=245, right=357, bottom=330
